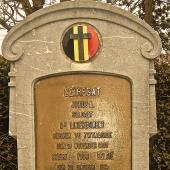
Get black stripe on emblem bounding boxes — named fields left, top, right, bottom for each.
left=62, top=28, right=74, bottom=60
left=78, top=26, right=85, bottom=61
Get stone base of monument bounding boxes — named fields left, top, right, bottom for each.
left=2, top=1, right=161, bottom=170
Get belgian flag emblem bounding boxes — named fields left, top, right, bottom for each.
left=62, top=24, right=100, bottom=62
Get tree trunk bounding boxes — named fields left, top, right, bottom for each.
left=143, top=0, right=155, bottom=26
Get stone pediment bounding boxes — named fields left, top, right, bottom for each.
left=2, top=1, right=161, bottom=61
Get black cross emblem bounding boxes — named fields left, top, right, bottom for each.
left=70, top=25, right=91, bottom=61
left=70, top=26, right=92, bottom=40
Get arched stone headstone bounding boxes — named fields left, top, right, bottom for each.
left=2, top=1, right=161, bottom=170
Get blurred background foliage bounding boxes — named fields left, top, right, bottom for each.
left=0, top=56, right=17, bottom=170
left=150, top=55, right=170, bottom=170
left=0, top=0, right=169, bottom=169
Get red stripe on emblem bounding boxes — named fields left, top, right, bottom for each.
left=88, top=26, right=99, bottom=58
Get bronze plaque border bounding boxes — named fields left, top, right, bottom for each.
left=34, top=71, right=132, bottom=170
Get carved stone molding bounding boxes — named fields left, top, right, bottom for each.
left=2, top=1, right=161, bottom=61
left=8, top=63, right=17, bottom=137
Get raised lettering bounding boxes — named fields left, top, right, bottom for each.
left=71, top=101, right=95, bottom=108
left=70, top=121, right=104, bottom=129
left=64, top=87, right=101, bottom=97
left=53, top=133, right=71, bottom=139
left=97, top=151, right=114, bottom=160
left=77, top=152, right=89, bottom=160
left=57, top=143, right=72, bottom=149
left=52, top=153, right=67, bottom=160
left=76, top=165, right=95, bottom=170
left=84, top=132, right=112, bottom=138
left=72, top=111, right=93, bottom=118
left=74, top=142, right=97, bottom=149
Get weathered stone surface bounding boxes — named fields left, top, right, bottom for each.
left=2, top=1, right=161, bottom=170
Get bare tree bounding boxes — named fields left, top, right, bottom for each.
left=0, top=0, right=23, bottom=31
left=0, top=0, right=59, bottom=31
left=16, top=0, right=45, bottom=15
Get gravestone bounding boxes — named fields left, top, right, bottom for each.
left=2, top=1, right=161, bottom=170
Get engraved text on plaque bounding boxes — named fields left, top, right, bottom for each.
left=35, top=73, right=131, bottom=170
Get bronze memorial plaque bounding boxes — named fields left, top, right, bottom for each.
left=35, top=73, right=131, bottom=170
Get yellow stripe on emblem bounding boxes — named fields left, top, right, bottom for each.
left=83, top=26, right=89, bottom=61
left=73, top=26, right=79, bottom=61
